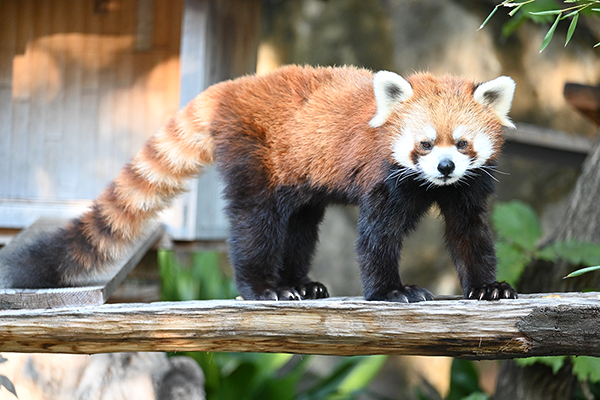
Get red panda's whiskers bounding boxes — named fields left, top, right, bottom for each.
left=419, top=180, right=437, bottom=191
left=476, top=167, right=500, bottom=183
left=480, top=165, right=509, bottom=176
left=387, top=168, right=422, bottom=185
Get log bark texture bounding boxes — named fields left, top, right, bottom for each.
left=0, top=293, right=598, bottom=358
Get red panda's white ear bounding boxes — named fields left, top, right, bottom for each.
left=474, top=76, right=516, bottom=129
left=370, top=71, right=413, bottom=128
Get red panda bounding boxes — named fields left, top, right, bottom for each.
left=5, top=65, right=517, bottom=302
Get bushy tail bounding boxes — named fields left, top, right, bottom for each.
left=6, top=94, right=216, bottom=288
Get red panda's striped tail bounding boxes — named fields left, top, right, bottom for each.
left=5, top=94, right=216, bottom=288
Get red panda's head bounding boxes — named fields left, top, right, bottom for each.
left=370, top=71, right=515, bottom=186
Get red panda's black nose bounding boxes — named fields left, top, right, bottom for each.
left=438, top=159, right=455, bottom=177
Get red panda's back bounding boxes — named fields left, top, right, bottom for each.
left=208, top=66, right=385, bottom=194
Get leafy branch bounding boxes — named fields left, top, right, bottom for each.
left=479, top=1, right=600, bottom=51
left=492, top=200, right=600, bottom=286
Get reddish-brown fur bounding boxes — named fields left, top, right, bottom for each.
left=11, top=65, right=516, bottom=302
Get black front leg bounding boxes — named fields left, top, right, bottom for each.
left=357, top=187, right=434, bottom=303
left=437, top=192, right=517, bottom=300
left=280, top=204, right=329, bottom=299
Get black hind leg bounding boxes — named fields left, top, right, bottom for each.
left=280, top=205, right=329, bottom=299
left=227, top=198, right=292, bottom=300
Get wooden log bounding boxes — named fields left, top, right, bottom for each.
left=0, top=293, right=598, bottom=359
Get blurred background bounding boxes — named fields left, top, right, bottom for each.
left=2, top=0, right=600, bottom=399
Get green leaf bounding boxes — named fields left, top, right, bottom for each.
left=540, top=13, right=561, bottom=53
left=563, top=10, right=579, bottom=18
left=572, top=356, right=600, bottom=383
left=508, top=3, right=525, bottom=17
left=539, top=240, right=600, bottom=266
left=496, top=242, right=531, bottom=286
left=447, top=359, right=482, bottom=400
left=515, top=356, right=567, bottom=374
left=299, top=357, right=358, bottom=400
left=462, top=393, right=491, bottom=400
left=564, top=265, right=600, bottom=279
left=529, top=9, right=564, bottom=15
left=334, top=355, right=387, bottom=398
left=565, top=12, right=579, bottom=46
left=233, top=353, right=295, bottom=378
left=479, top=6, right=498, bottom=30
left=492, top=200, right=542, bottom=250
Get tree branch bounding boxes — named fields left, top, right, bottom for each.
left=1, top=293, right=599, bottom=359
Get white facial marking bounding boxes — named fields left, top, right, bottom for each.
left=418, top=146, right=471, bottom=186
left=472, top=132, right=494, bottom=167
left=391, top=124, right=436, bottom=169
left=454, top=125, right=494, bottom=168
left=423, top=125, right=436, bottom=141
left=392, top=130, right=417, bottom=168
left=452, top=125, right=468, bottom=141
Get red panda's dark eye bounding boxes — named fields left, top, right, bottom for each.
left=421, top=141, right=433, bottom=150
left=457, top=140, right=468, bottom=149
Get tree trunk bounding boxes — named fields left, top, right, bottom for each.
left=495, top=359, right=578, bottom=400
left=495, top=134, right=600, bottom=398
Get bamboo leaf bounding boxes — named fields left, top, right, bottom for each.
left=565, top=12, right=579, bottom=46
left=540, top=13, right=561, bottom=53
left=530, top=9, right=564, bottom=15
left=564, top=265, right=600, bottom=279
left=563, top=10, right=579, bottom=18
left=479, top=6, right=499, bottom=31
left=509, top=4, right=525, bottom=17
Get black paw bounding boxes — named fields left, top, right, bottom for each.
left=368, top=285, right=434, bottom=303
left=297, top=281, right=329, bottom=299
left=258, top=288, right=302, bottom=301
left=467, top=281, right=518, bottom=300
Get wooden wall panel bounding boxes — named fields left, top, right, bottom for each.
left=0, top=0, right=183, bottom=227
left=168, top=0, right=261, bottom=239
